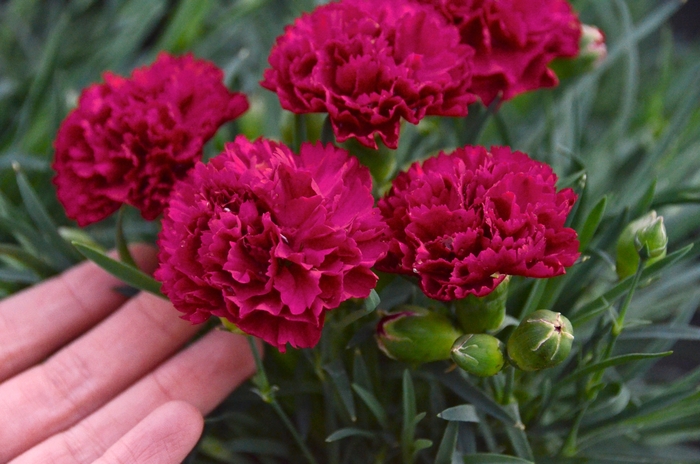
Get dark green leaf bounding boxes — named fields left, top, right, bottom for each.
left=0, top=243, right=54, bottom=276
left=402, top=369, right=417, bottom=464
left=14, top=165, right=82, bottom=266
left=463, top=453, right=534, bottom=464
left=558, top=351, right=673, bottom=385
left=352, top=384, right=388, bottom=429
left=437, top=405, right=480, bottom=423
left=571, top=244, right=693, bottom=326
left=72, top=242, right=165, bottom=298
left=324, top=358, right=357, bottom=422
left=433, top=368, right=520, bottom=428
left=619, top=325, right=700, bottom=341
left=325, top=427, right=375, bottom=443
left=435, top=421, right=459, bottom=464
left=413, top=438, right=433, bottom=452
left=115, top=206, right=137, bottom=268
left=503, top=404, right=533, bottom=461
left=578, top=196, right=607, bottom=252
left=0, top=267, right=39, bottom=284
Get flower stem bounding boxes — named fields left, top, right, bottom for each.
left=247, top=337, right=319, bottom=464
left=502, top=365, right=516, bottom=404
left=559, top=403, right=589, bottom=457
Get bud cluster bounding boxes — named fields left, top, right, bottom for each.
left=376, top=281, right=575, bottom=376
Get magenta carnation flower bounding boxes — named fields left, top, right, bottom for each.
left=155, top=136, right=389, bottom=351
left=377, top=145, right=579, bottom=301
left=53, top=52, right=249, bottom=226
left=418, top=0, right=581, bottom=105
left=261, top=0, right=476, bottom=149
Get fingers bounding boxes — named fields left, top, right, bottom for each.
left=0, top=244, right=159, bottom=382
left=92, top=401, right=204, bottom=464
left=0, top=291, right=199, bottom=462
left=12, top=331, right=256, bottom=464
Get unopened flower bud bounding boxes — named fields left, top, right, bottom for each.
left=579, top=25, right=607, bottom=68
left=376, top=306, right=462, bottom=365
left=451, top=334, right=505, bottom=377
left=616, top=211, right=668, bottom=279
left=455, top=277, right=509, bottom=333
left=549, top=24, right=606, bottom=79
left=507, top=310, right=574, bottom=372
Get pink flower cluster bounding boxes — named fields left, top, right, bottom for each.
left=261, top=0, right=476, bottom=149
left=263, top=0, right=580, bottom=148
left=53, top=53, right=249, bottom=226
left=155, top=136, right=388, bottom=350
left=53, top=2, right=587, bottom=351
left=377, top=146, right=580, bottom=300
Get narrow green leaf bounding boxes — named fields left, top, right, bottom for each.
left=558, top=169, right=587, bottom=190
left=363, top=289, right=380, bottom=313
left=14, top=165, right=82, bottom=266
left=435, top=422, right=459, bottom=464
left=155, top=0, right=212, bottom=52
left=0, top=267, right=39, bottom=284
left=0, top=243, right=54, bottom=276
left=338, top=289, right=381, bottom=327
left=413, top=438, right=433, bottom=452
left=571, top=244, right=693, bottom=326
left=463, top=453, right=534, bottom=464
left=402, top=369, right=417, bottom=464
left=324, top=358, right=357, bottom=422
left=558, top=351, right=673, bottom=385
left=438, top=405, right=480, bottom=423
left=352, top=349, right=372, bottom=392
left=633, top=179, right=657, bottom=218
left=619, top=325, right=700, bottom=341
left=72, top=242, right=165, bottom=299
left=578, top=196, right=607, bottom=252
left=352, top=384, right=388, bottom=429
left=325, top=427, right=375, bottom=443
left=434, top=368, right=520, bottom=428
left=504, top=404, right=534, bottom=461
left=0, top=214, right=49, bottom=256
left=116, top=206, right=137, bottom=268
left=515, top=279, right=547, bottom=319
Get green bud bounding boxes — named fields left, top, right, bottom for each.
left=616, top=211, right=668, bottom=280
left=451, top=334, right=505, bottom=377
left=376, top=306, right=462, bottom=365
left=455, top=276, right=509, bottom=333
left=507, top=310, right=574, bottom=372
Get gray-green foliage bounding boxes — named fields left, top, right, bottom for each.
left=1, top=0, right=700, bottom=463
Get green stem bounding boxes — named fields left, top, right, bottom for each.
left=613, top=259, right=645, bottom=337
left=559, top=404, right=589, bottom=457
left=247, top=338, right=319, bottom=464
left=502, top=365, right=516, bottom=404
left=293, top=114, right=307, bottom=152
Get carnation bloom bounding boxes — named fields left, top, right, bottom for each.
left=155, top=136, right=388, bottom=350
left=377, top=145, right=579, bottom=301
left=418, top=0, right=581, bottom=105
left=53, top=53, right=249, bottom=226
left=261, top=0, right=476, bottom=149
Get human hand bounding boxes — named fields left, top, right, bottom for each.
left=0, top=245, right=256, bottom=463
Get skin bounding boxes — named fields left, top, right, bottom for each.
left=0, top=245, right=257, bottom=464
